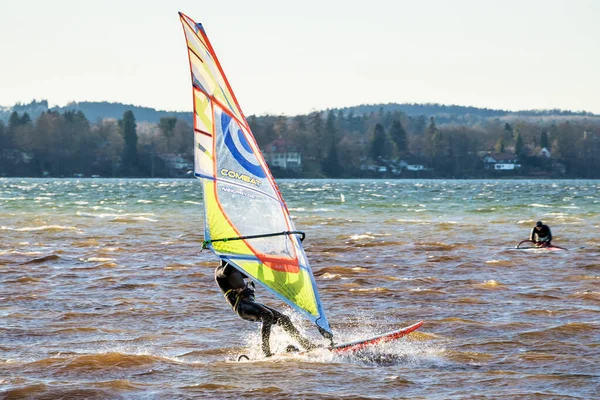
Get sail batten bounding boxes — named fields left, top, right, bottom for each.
left=179, top=12, right=332, bottom=337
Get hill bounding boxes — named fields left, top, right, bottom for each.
left=333, top=103, right=599, bottom=125
left=0, top=100, right=190, bottom=124
left=1, top=100, right=598, bottom=126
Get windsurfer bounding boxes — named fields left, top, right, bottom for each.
left=530, top=221, right=552, bottom=247
left=215, top=260, right=318, bottom=357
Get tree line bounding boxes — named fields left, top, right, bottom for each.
left=0, top=110, right=191, bottom=177
left=249, top=108, right=600, bottom=178
left=1, top=107, right=599, bottom=178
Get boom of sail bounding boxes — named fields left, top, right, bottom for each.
left=179, top=12, right=332, bottom=338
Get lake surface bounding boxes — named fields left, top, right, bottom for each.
left=1, top=178, right=599, bottom=399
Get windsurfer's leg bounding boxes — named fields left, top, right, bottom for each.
left=261, top=312, right=274, bottom=357
left=266, top=306, right=317, bottom=350
left=237, top=300, right=274, bottom=357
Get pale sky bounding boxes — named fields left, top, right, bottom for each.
left=1, top=0, right=599, bottom=115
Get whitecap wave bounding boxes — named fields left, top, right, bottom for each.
left=1, top=225, right=78, bottom=232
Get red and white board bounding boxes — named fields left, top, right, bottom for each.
left=329, top=321, right=423, bottom=353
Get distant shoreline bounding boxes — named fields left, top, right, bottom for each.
left=2, top=176, right=597, bottom=181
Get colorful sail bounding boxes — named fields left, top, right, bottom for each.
left=178, top=12, right=332, bottom=337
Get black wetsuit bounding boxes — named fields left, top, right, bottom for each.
left=530, top=224, right=552, bottom=245
left=214, top=261, right=316, bottom=356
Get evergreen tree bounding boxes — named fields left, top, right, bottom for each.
left=515, top=133, right=524, bottom=156
left=322, top=144, right=342, bottom=177
left=540, top=129, right=549, bottom=148
left=444, top=127, right=479, bottom=177
left=17, top=111, right=58, bottom=176
left=389, top=119, right=408, bottom=155
left=370, top=123, right=387, bottom=160
left=325, top=110, right=336, bottom=145
left=20, top=113, right=32, bottom=125
left=308, top=111, right=325, bottom=161
left=61, top=110, right=92, bottom=175
left=159, top=117, right=177, bottom=152
left=413, top=115, right=427, bottom=135
left=248, top=115, right=267, bottom=146
left=8, top=111, right=21, bottom=132
left=120, top=110, right=138, bottom=174
left=6, top=111, right=22, bottom=148
left=382, top=110, right=393, bottom=128
left=322, top=110, right=342, bottom=176
left=347, top=109, right=362, bottom=133
left=346, top=109, right=355, bottom=131
left=424, top=116, right=443, bottom=161
left=427, top=116, right=437, bottom=136
left=336, top=109, right=346, bottom=132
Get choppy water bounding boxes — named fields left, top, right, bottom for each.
left=1, top=178, right=599, bottom=399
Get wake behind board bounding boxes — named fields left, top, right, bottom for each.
left=329, top=321, right=423, bottom=354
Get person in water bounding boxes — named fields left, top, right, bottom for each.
left=530, top=221, right=552, bottom=247
left=214, top=259, right=318, bottom=357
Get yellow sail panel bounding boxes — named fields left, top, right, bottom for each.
left=193, top=88, right=212, bottom=135
left=235, top=260, right=318, bottom=316
left=193, top=90, right=214, bottom=177
left=203, top=180, right=253, bottom=255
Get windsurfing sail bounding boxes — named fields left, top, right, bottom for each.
left=178, top=12, right=333, bottom=338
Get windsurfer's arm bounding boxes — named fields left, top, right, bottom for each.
left=215, top=261, right=233, bottom=279
left=547, top=227, right=552, bottom=241
left=530, top=228, right=536, bottom=241
left=216, top=261, right=248, bottom=289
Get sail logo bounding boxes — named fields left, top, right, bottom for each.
left=220, top=169, right=262, bottom=186
left=220, top=112, right=267, bottom=178
left=221, top=185, right=256, bottom=198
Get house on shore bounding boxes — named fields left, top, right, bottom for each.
left=398, top=155, right=429, bottom=172
left=161, top=153, right=193, bottom=176
left=482, top=152, right=521, bottom=171
left=262, top=138, right=302, bottom=172
left=361, top=155, right=431, bottom=176
left=539, top=147, right=551, bottom=158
